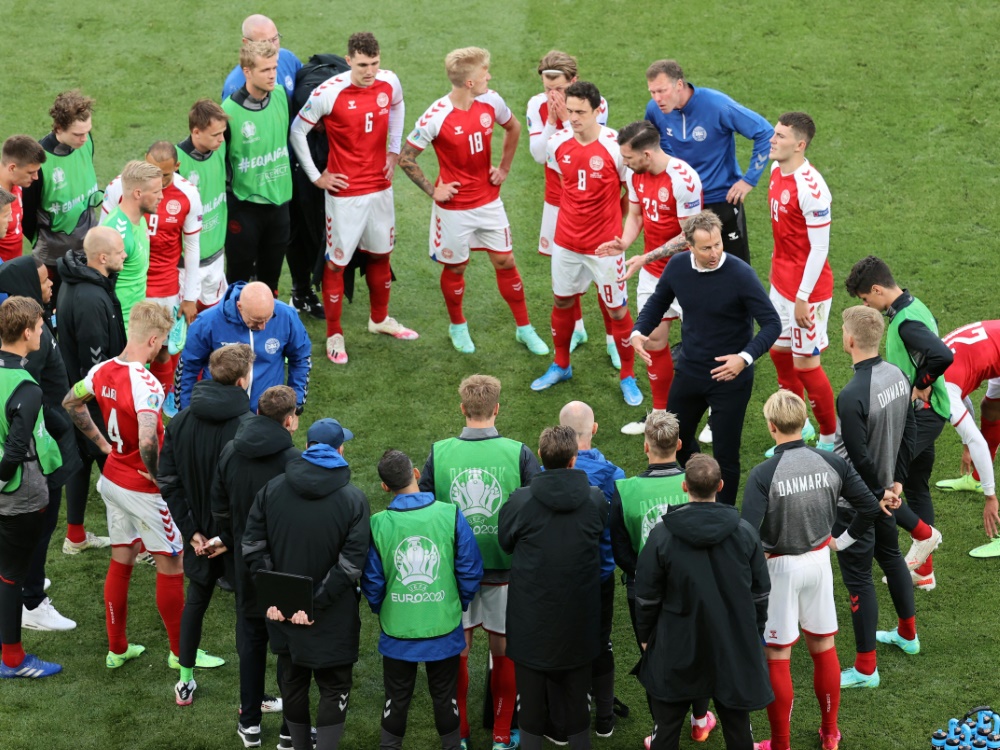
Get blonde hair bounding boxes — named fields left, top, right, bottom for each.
left=127, top=302, right=174, bottom=341
left=645, top=410, right=680, bottom=456
left=763, top=390, right=808, bottom=435
left=240, top=40, right=277, bottom=72
left=445, top=47, right=490, bottom=87
left=842, top=305, right=884, bottom=351
left=121, top=160, right=162, bottom=193
left=459, top=374, right=500, bottom=420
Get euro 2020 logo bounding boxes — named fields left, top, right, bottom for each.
left=641, top=503, right=672, bottom=546
left=450, top=468, right=503, bottom=527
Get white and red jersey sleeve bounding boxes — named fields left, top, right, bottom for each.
left=407, top=90, right=511, bottom=210
left=550, top=126, right=626, bottom=254
left=768, top=159, right=833, bottom=302
left=101, top=175, right=123, bottom=217
left=942, top=320, right=1000, bottom=398
left=85, top=358, right=165, bottom=493
left=627, top=157, right=703, bottom=277
left=0, top=185, right=24, bottom=262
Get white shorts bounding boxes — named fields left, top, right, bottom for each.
left=146, top=294, right=179, bottom=318
left=326, top=188, right=395, bottom=266
left=430, top=198, right=512, bottom=265
left=763, top=546, right=837, bottom=647
left=637, top=267, right=681, bottom=321
left=537, top=201, right=558, bottom=256
left=98, top=475, right=184, bottom=556
left=178, top=254, right=227, bottom=307
left=551, top=243, right=627, bottom=308
left=770, top=287, right=831, bottom=357
left=987, top=379, right=1000, bottom=400
left=462, top=583, right=508, bottom=635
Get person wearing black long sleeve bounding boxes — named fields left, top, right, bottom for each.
left=845, top=255, right=949, bottom=587
left=832, top=306, right=919, bottom=690
left=631, top=210, right=780, bottom=505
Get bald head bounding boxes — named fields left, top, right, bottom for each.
left=146, top=140, right=177, bottom=163
left=237, top=281, right=275, bottom=331
left=83, top=226, right=126, bottom=275
left=242, top=14, right=279, bottom=45
left=559, top=401, right=596, bottom=448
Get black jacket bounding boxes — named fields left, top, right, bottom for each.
left=499, top=469, right=607, bottom=671
left=212, top=415, right=299, bottom=615
left=0, top=257, right=80, bottom=486
left=56, top=249, right=126, bottom=380
left=635, top=502, right=773, bottom=710
left=242, top=448, right=370, bottom=668
left=159, top=379, right=251, bottom=583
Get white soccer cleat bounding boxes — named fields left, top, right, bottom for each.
left=904, top=527, right=942, bottom=570
left=62, top=531, right=111, bottom=555
left=698, top=422, right=713, bottom=444
left=326, top=334, right=348, bottom=365
left=621, top=419, right=647, bottom=436
left=368, top=316, right=419, bottom=340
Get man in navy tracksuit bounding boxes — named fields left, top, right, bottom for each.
left=643, top=59, right=773, bottom=263
left=631, top=211, right=780, bottom=506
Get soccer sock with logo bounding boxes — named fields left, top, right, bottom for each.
left=648, top=346, right=674, bottom=410
left=440, top=268, right=466, bottom=325
left=612, top=312, right=636, bottom=379
left=797, top=364, right=838, bottom=438
left=66, top=523, right=86, bottom=544
left=810, top=646, right=841, bottom=737
left=572, top=296, right=584, bottom=330
left=769, top=349, right=804, bottom=399
left=105, top=559, right=133, bottom=655
left=551, top=304, right=577, bottom=369
left=597, top=294, right=614, bottom=337
left=491, top=654, right=516, bottom=743
left=457, top=654, right=470, bottom=738
left=322, top=264, right=345, bottom=337
left=365, top=254, right=392, bottom=325
left=494, top=266, right=529, bottom=327
left=765, top=658, right=793, bottom=750
left=897, top=616, right=917, bottom=641
left=156, top=571, right=185, bottom=657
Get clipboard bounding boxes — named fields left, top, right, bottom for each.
left=255, top=570, right=314, bottom=620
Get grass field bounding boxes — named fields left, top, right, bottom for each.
left=1, top=0, right=999, bottom=748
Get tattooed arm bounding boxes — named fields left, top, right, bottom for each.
left=137, top=411, right=160, bottom=479
left=62, top=382, right=112, bottom=455
left=399, top=142, right=459, bottom=203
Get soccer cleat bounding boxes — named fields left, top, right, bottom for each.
left=621, top=416, right=647, bottom=435
left=595, top=713, right=615, bottom=738
left=569, top=326, right=588, bottom=352
left=460, top=739, right=469, bottom=750
left=819, top=727, right=842, bottom=750
left=904, top=526, right=942, bottom=570
left=261, top=694, right=283, bottom=713
left=106, top=643, right=146, bottom=669
left=449, top=323, right=476, bottom=354
left=620, top=376, right=643, bottom=406
left=691, top=711, right=717, bottom=742
left=606, top=341, right=621, bottom=370
left=175, top=678, right=197, bottom=706
left=699, top=422, right=713, bottom=444
left=21, top=597, right=76, bottom=631
left=162, top=391, right=180, bottom=419
left=326, top=334, right=348, bottom=365
left=531, top=364, right=573, bottom=391
left=515, top=324, right=550, bottom=355
left=290, top=289, right=325, bottom=320
left=764, top=444, right=776, bottom=458
left=238, top=723, right=262, bottom=748
left=168, top=648, right=225, bottom=669
left=840, top=666, right=880, bottom=688
left=136, top=551, right=157, bottom=566
left=875, top=627, right=920, bottom=655
left=815, top=440, right=835, bottom=452
left=753, top=741, right=774, bottom=750
left=543, top=734, right=567, bottom=746
left=969, top=537, right=1000, bottom=558
left=368, top=316, right=419, bottom=340
left=936, top=474, right=983, bottom=492
left=167, top=316, right=188, bottom=355
left=911, top=570, right=936, bottom=590
left=44, top=578, right=50, bottom=591
left=62, top=531, right=111, bottom=555
left=492, top=731, right=518, bottom=750
left=276, top=728, right=317, bottom=750
left=644, top=735, right=653, bottom=750
left=801, top=419, right=817, bottom=443
left=0, top=653, right=62, bottom=679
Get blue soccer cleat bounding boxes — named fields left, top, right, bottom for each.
left=531, top=364, right=572, bottom=391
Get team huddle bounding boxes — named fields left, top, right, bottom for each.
left=0, top=10, right=998, bottom=750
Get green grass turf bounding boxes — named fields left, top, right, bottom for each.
left=1, top=0, right=999, bottom=747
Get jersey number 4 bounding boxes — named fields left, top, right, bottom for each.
left=107, top=408, right=125, bottom=453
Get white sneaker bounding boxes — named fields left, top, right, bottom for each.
left=62, top=531, right=111, bottom=555
left=698, top=422, right=713, bottom=444
left=326, top=334, right=348, bottom=365
left=44, top=578, right=50, bottom=591
left=238, top=723, right=262, bottom=748
left=22, top=598, right=76, bottom=631
left=368, top=316, right=418, bottom=340
left=261, top=694, right=283, bottom=713
left=905, top=527, right=942, bottom=570
left=621, top=418, right=647, bottom=436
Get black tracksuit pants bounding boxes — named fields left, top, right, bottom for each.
left=649, top=698, right=753, bottom=750
left=225, top=197, right=290, bottom=293
left=894, top=408, right=945, bottom=532
left=381, top=654, right=460, bottom=743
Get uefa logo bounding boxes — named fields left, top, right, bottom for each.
left=640, top=503, right=671, bottom=545
left=394, top=536, right=442, bottom=590
left=450, top=468, right=503, bottom=521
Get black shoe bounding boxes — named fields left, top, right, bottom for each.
left=290, top=289, right=325, bottom=320
left=276, top=727, right=317, bottom=749
left=216, top=576, right=234, bottom=593
left=595, top=714, right=615, bottom=738
left=613, top=696, right=630, bottom=718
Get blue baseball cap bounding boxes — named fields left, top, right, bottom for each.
left=306, top=418, right=354, bottom=449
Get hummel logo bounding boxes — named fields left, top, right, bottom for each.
left=454, top=126, right=464, bottom=135
left=562, top=154, right=571, bottom=163
left=338, top=693, right=349, bottom=712
left=665, top=128, right=673, bottom=137
left=348, top=101, right=356, bottom=109
left=728, top=232, right=739, bottom=241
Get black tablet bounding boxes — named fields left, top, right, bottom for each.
left=255, top=570, right=314, bottom=620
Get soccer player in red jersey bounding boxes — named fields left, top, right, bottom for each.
left=527, top=51, right=618, bottom=366
left=766, top=112, right=836, bottom=453
left=399, top=47, right=548, bottom=356
left=62, top=302, right=186, bottom=671
left=596, top=121, right=703, bottom=431
left=290, top=31, right=418, bottom=365
left=0, top=137, right=46, bottom=263
left=531, top=81, right=641, bottom=406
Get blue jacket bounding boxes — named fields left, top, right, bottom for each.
left=362, top=492, right=483, bottom=662
left=574, top=448, right=624, bottom=581
left=177, top=281, right=312, bottom=411
left=223, top=48, right=303, bottom=100
left=645, top=84, right=773, bottom=204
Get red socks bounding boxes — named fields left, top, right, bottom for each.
left=365, top=255, right=392, bottom=325
left=105, top=559, right=134, bottom=655
left=572, top=296, right=582, bottom=325
left=597, top=293, right=614, bottom=336
left=149, top=355, right=177, bottom=391
left=611, top=312, right=636, bottom=379
left=156, top=571, right=185, bottom=657
left=440, top=268, right=466, bottom=325
left=551, top=304, right=577, bottom=368
left=811, top=646, right=841, bottom=737
left=977, top=413, right=1000, bottom=481
left=915, top=555, right=933, bottom=576
left=897, top=616, right=917, bottom=641
left=769, top=349, right=804, bottom=399
left=66, top=523, right=86, bottom=545
left=491, top=654, right=516, bottom=743
left=854, top=649, right=877, bottom=675
left=495, top=267, right=529, bottom=327
left=765, top=658, right=794, bottom=750
left=911, top=519, right=933, bottom=541
left=648, top=346, right=674, bottom=410
left=322, top=264, right=345, bottom=336
left=797, top=364, right=838, bottom=437
left=457, top=654, right=470, bottom=738
left=1, top=642, right=25, bottom=668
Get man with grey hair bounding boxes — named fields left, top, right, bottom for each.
left=223, top=14, right=302, bottom=100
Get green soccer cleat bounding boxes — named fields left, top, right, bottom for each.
left=875, top=628, right=920, bottom=655
left=169, top=649, right=225, bottom=670
left=515, top=325, right=550, bottom=355
left=969, top=537, right=1000, bottom=558
left=449, top=323, right=475, bottom=354
left=936, top=474, right=983, bottom=493
left=801, top=419, right=817, bottom=443
left=606, top=341, right=621, bottom=370
left=570, top=326, right=588, bottom=352
left=840, top=666, right=879, bottom=689
left=107, top=643, right=146, bottom=669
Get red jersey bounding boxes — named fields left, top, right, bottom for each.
left=0, top=185, right=24, bottom=262
left=942, top=320, right=1000, bottom=398
left=526, top=92, right=608, bottom=207
left=627, top=158, right=703, bottom=277
left=103, top=174, right=202, bottom=298
left=295, top=70, right=403, bottom=197
left=546, top=126, right=627, bottom=254
left=83, top=358, right=165, bottom=493
left=407, top=90, right=512, bottom=211
left=768, top=159, right=833, bottom=302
